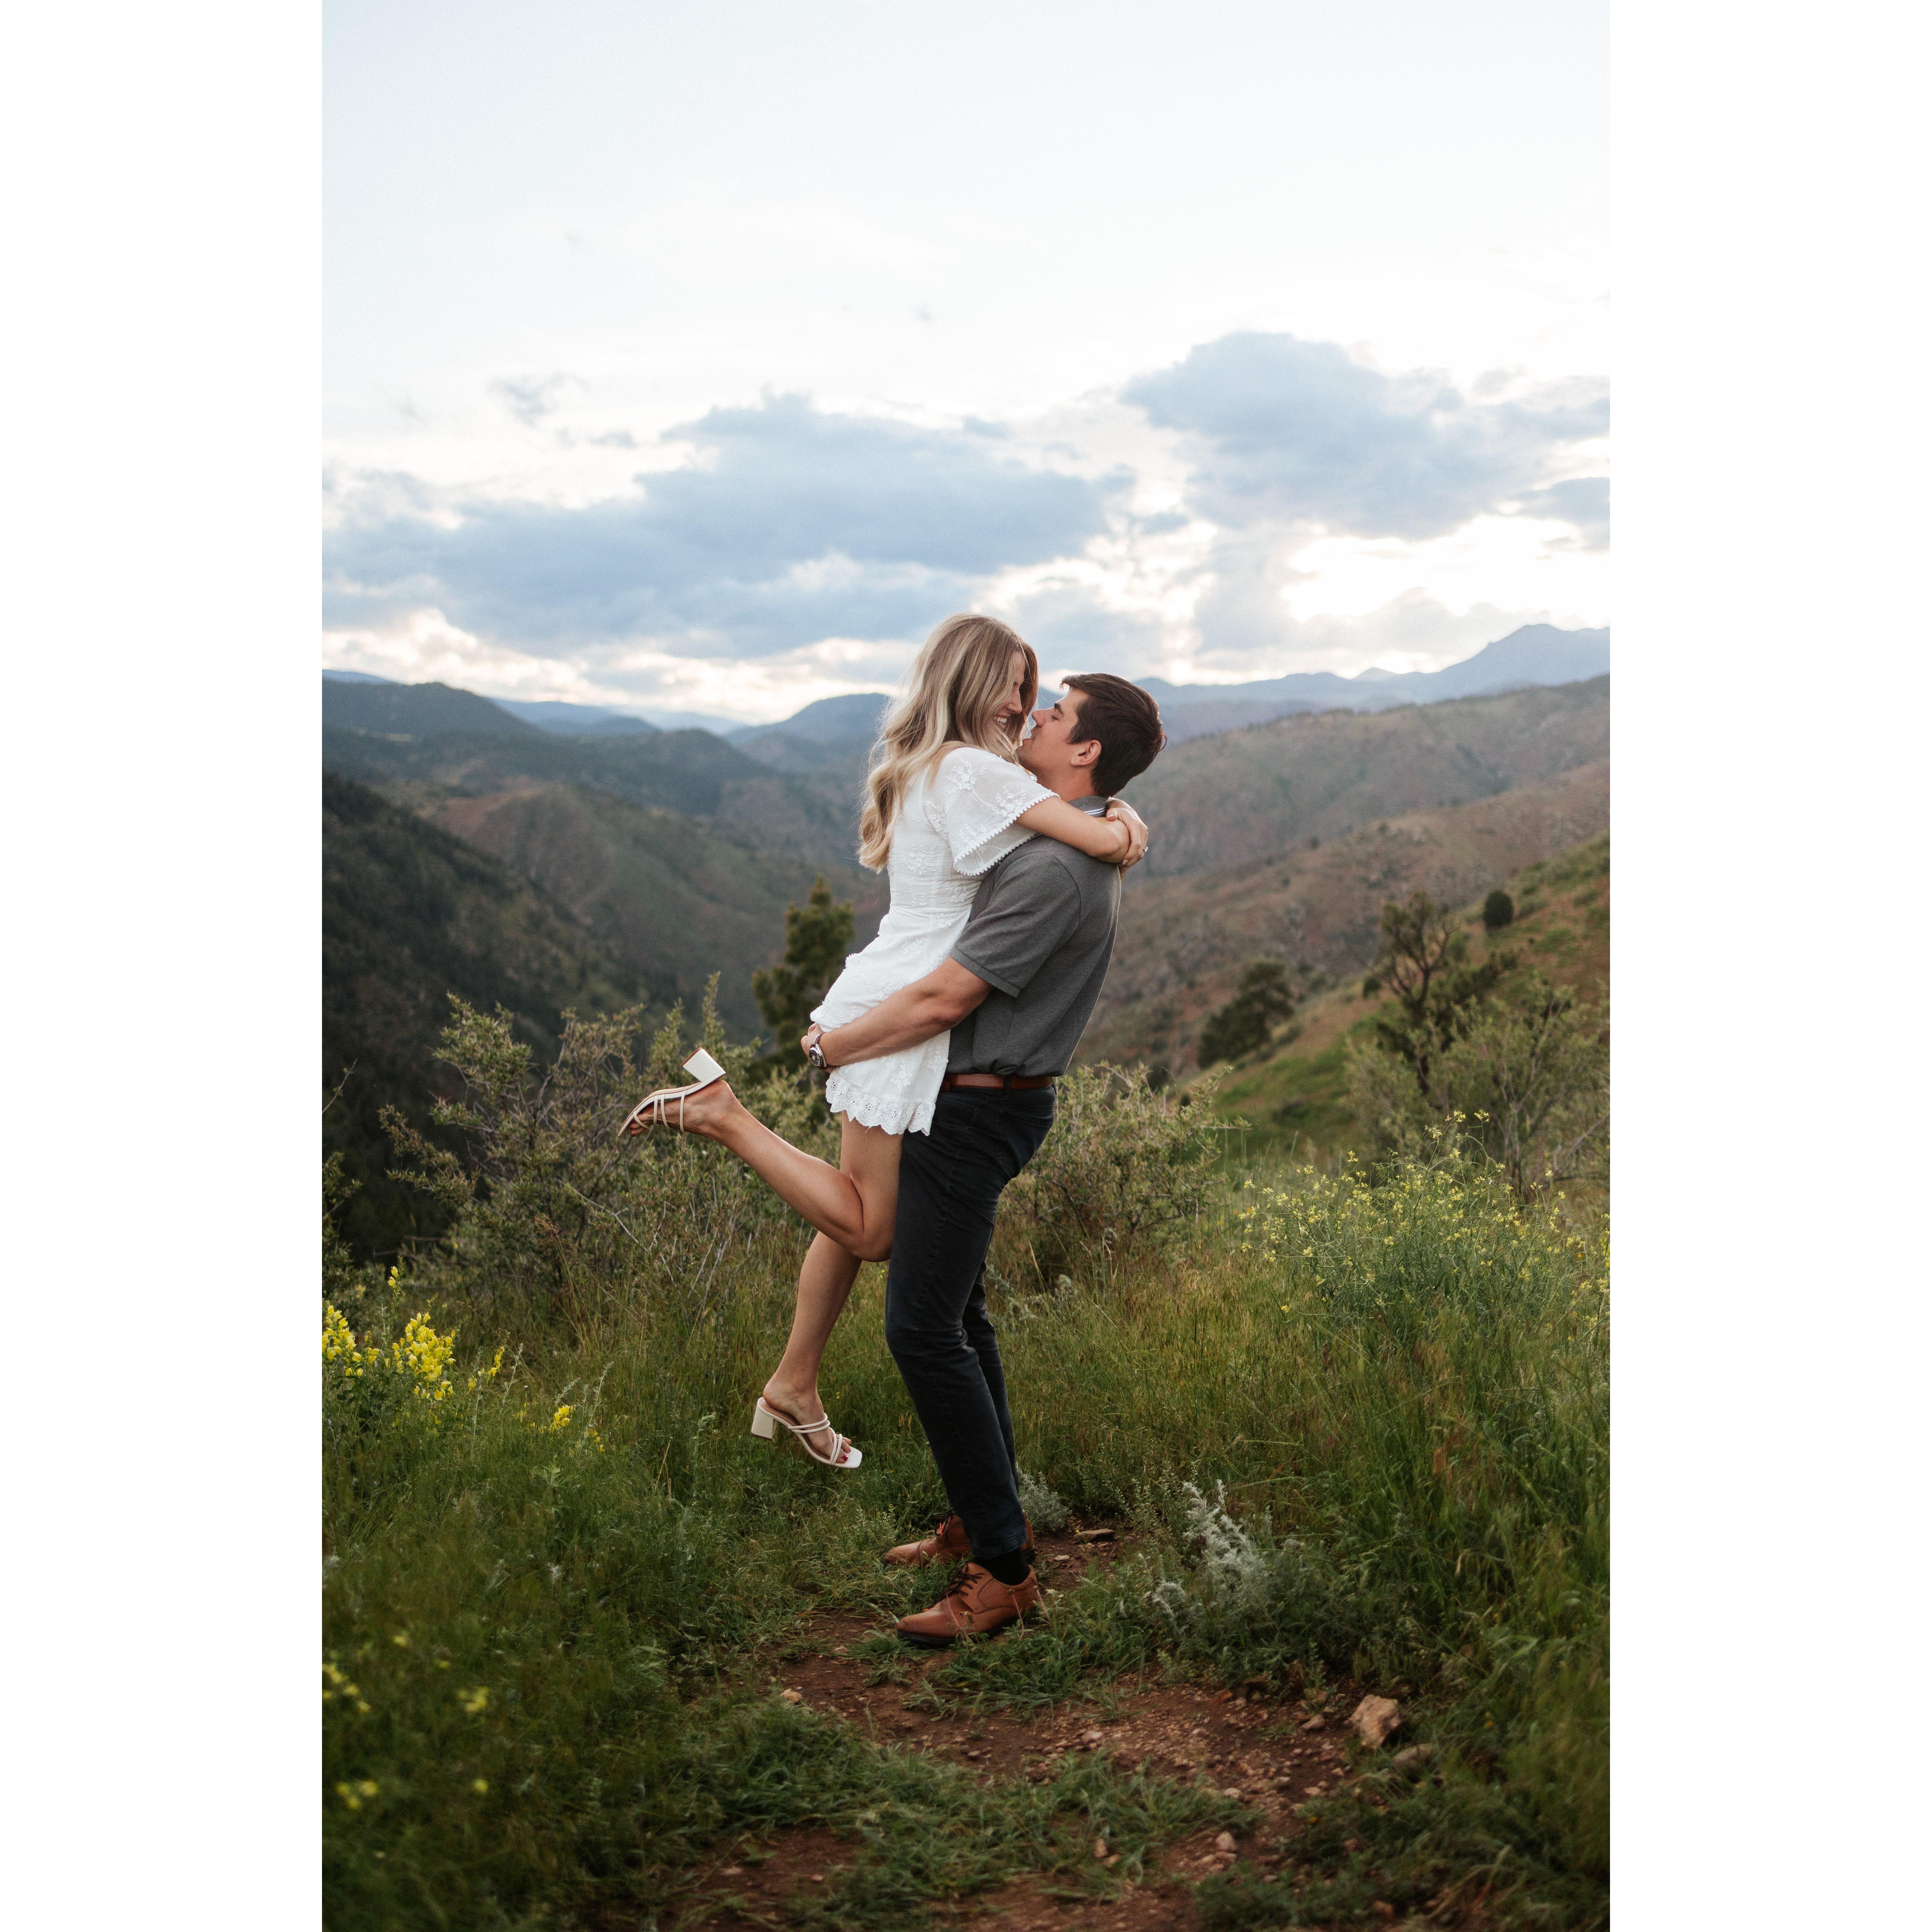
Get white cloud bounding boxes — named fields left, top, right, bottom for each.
left=321, top=330, right=1608, bottom=719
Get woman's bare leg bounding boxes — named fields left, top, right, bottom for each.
left=633, top=1086, right=903, bottom=1260
left=761, top=1233, right=864, bottom=1460
left=742, top=1117, right=903, bottom=1460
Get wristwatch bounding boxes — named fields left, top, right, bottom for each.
left=805, top=1027, right=828, bottom=1071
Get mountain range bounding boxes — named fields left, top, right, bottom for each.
left=323, top=621, right=1608, bottom=756
left=1137, top=623, right=1608, bottom=742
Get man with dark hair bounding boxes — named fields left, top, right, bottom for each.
left=1054, top=673, right=1168, bottom=799
left=803, top=674, right=1167, bottom=1643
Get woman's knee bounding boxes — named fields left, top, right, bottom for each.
left=853, top=1227, right=894, bottom=1264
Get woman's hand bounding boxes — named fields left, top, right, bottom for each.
left=1104, top=798, right=1150, bottom=869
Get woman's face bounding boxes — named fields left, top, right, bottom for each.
left=993, top=651, right=1029, bottom=739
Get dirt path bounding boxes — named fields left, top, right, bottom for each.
left=670, top=1526, right=1390, bottom=1931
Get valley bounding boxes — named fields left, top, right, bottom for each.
left=323, top=651, right=1611, bottom=1259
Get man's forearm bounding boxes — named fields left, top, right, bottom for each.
left=821, top=962, right=990, bottom=1067
left=823, top=987, right=963, bottom=1066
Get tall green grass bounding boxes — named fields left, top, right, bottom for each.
left=325, top=1059, right=1606, bottom=1930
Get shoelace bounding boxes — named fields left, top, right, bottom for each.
left=937, top=1563, right=980, bottom=1606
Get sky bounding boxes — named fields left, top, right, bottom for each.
left=323, top=0, right=1608, bottom=724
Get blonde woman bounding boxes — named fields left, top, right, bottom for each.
left=622, top=614, right=1150, bottom=1468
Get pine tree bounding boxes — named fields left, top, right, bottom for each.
left=752, top=876, right=855, bottom=1066
left=1197, top=960, right=1296, bottom=1066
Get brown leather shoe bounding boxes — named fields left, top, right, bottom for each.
left=895, top=1563, right=1042, bottom=1647
left=882, top=1513, right=1032, bottom=1568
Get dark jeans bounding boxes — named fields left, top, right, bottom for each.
left=884, top=1086, right=1056, bottom=1566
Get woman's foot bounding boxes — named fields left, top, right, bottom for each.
left=759, top=1380, right=845, bottom=1465
left=622, top=1076, right=742, bottom=1140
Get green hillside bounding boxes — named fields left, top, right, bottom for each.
left=1205, top=831, right=1610, bottom=1158
left=418, top=781, right=885, bottom=1038
left=323, top=771, right=637, bottom=1259
left=1121, top=675, right=1607, bottom=876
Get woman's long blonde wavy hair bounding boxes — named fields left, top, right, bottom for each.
left=857, top=614, right=1038, bottom=870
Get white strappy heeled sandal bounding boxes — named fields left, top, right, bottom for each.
left=619, top=1048, right=728, bottom=1138
left=751, top=1396, right=864, bottom=1470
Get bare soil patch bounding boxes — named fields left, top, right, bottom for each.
left=669, top=1526, right=1388, bottom=1930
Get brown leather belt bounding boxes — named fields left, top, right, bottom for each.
left=941, top=1072, right=1056, bottom=1092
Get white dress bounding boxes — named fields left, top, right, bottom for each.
left=812, top=746, right=1058, bottom=1135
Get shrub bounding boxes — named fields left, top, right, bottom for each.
left=1347, top=968, right=1608, bottom=1201
left=1482, top=887, right=1515, bottom=930
left=323, top=1149, right=369, bottom=1306
left=1143, top=1483, right=1370, bottom=1686
left=383, top=980, right=835, bottom=1335
left=1016, top=1464, right=1071, bottom=1535
left=993, top=1064, right=1224, bottom=1289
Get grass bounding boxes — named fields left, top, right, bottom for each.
left=324, top=1123, right=1607, bottom=1931
left=1215, top=1037, right=1360, bottom=1159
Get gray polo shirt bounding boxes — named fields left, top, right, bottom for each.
left=945, top=796, right=1120, bottom=1077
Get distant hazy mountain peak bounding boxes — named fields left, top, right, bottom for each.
left=496, top=698, right=659, bottom=737
left=1131, top=623, right=1608, bottom=742
left=322, top=668, right=394, bottom=684
left=727, top=692, right=892, bottom=746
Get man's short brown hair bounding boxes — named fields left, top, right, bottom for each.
left=1062, top=674, right=1167, bottom=796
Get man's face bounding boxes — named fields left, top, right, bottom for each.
left=1018, top=690, right=1101, bottom=790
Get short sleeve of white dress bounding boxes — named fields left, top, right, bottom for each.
left=925, top=747, right=1057, bottom=876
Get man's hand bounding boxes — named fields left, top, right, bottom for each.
left=1105, top=798, right=1150, bottom=869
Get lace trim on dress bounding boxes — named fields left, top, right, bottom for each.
left=925, top=746, right=1056, bottom=877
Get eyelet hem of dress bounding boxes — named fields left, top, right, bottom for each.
left=827, top=1091, right=935, bottom=1137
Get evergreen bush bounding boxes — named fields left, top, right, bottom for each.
left=1196, top=960, right=1296, bottom=1066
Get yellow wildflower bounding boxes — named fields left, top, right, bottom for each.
left=322, top=1304, right=356, bottom=1365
